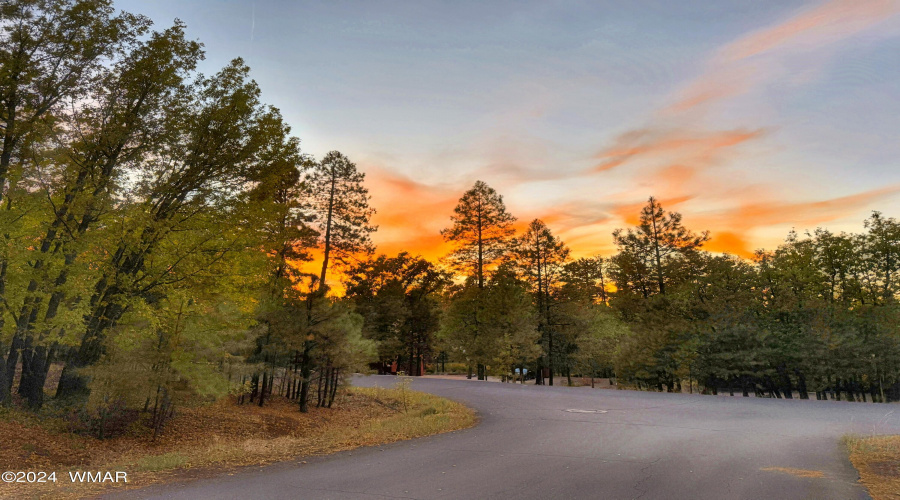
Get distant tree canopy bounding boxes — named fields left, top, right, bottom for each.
left=436, top=194, right=900, bottom=402
left=344, top=252, right=449, bottom=376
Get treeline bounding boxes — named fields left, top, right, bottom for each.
left=422, top=185, right=900, bottom=403
left=608, top=201, right=900, bottom=401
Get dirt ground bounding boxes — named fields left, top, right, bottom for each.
left=0, top=386, right=475, bottom=499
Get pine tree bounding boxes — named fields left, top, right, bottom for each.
left=511, top=219, right=569, bottom=385
left=441, top=180, right=516, bottom=289
left=306, top=151, right=376, bottom=293
left=612, top=197, right=709, bottom=295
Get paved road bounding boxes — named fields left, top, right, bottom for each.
left=118, top=376, right=900, bottom=499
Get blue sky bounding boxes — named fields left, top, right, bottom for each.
left=116, top=0, right=900, bottom=258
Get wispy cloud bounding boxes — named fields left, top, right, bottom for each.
left=347, top=1, right=900, bottom=264
left=592, top=129, right=764, bottom=173
left=578, top=0, right=900, bottom=258
left=688, top=185, right=900, bottom=256
left=698, top=185, right=900, bottom=232
left=671, top=0, right=900, bottom=113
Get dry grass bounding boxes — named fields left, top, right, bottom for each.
left=844, top=434, right=900, bottom=500
left=760, top=467, right=826, bottom=478
left=0, top=385, right=476, bottom=499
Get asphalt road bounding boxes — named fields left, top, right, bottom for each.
left=116, top=376, right=900, bottom=500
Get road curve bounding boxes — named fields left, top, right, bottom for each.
left=114, top=376, right=900, bottom=499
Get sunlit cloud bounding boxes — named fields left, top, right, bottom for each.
left=697, top=185, right=900, bottom=232
left=573, top=0, right=900, bottom=260
left=704, top=231, right=754, bottom=258
left=671, top=0, right=900, bottom=113
left=724, top=0, right=899, bottom=61
left=305, top=0, right=900, bottom=270
left=592, top=129, right=764, bottom=174
left=364, top=165, right=459, bottom=262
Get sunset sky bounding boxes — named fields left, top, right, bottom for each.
left=120, top=0, right=900, bottom=262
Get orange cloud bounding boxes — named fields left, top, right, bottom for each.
left=592, top=129, right=763, bottom=173
left=723, top=0, right=899, bottom=62
left=704, top=231, right=754, bottom=259
left=364, top=166, right=460, bottom=263
left=375, top=233, right=452, bottom=264
left=537, top=203, right=614, bottom=230
left=696, top=185, right=900, bottom=233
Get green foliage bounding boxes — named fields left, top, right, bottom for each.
left=0, top=1, right=378, bottom=419
left=567, top=304, right=628, bottom=379
left=607, top=202, right=900, bottom=400
left=439, top=264, right=540, bottom=378
left=345, top=252, right=449, bottom=373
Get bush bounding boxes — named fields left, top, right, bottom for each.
left=433, top=362, right=468, bottom=375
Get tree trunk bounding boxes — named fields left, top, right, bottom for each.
left=298, top=342, right=313, bottom=413
left=249, top=373, right=259, bottom=402
left=649, top=199, right=666, bottom=295
left=477, top=210, right=484, bottom=289
left=319, top=168, right=337, bottom=289
left=0, top=348, right=8, bottom=406
left=796, top=370, right=809, bottom=400
left=23, top=345, right=52, bottom=408
left=258, top=370, right=268, bottom=407
left=327, top=368, right=339, bottom=408
left=4, top=333, right=23, bottom=394
left=778, top=366, right=793, bottom=399
left=316, top=367, right=325, bottom=408
left=548, top=330, right=554, bottom=386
